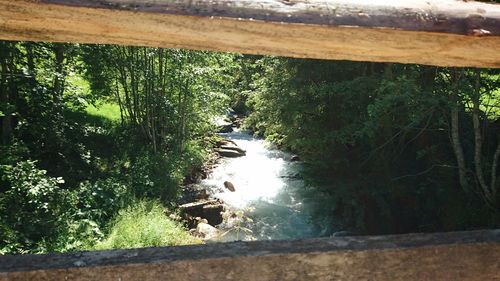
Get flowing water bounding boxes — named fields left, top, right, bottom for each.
left=200, top=129, right=325, bottom=241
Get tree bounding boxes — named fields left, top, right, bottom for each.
left=444, top=68, right=500, bottom=207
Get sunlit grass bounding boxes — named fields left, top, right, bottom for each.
left=94, top=200, right=201, bottom=250
left=66, top=71, right=123, bottom=123
left=85, top=102, right=122, bottom=123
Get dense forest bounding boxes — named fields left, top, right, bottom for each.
left=244, top=59, right=500, bottom=234
left=0, top=41, right=499, bottom=254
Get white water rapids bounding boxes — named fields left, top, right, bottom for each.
left=200, top=129, right=324, bottom=241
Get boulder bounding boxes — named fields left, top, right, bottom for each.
left=179, top=200, right=224, bottom=226
left=196, top=221, right=219, bottom=240
left=217, top=124, right=233, bottom=133
left=290, top=155, right=300, bottom=162
left=214, top=138, right=246, bottom=156
left=215, top=139, right=237, bottom=147
left=228, top=114, right=243, bottom=128
left=220, top=145, right=246, bottom=154
left=224, top=181, right=235, bottom=192
left=179, top=185, right=210, bottom=204
left=202, top=204, right=225, bottom=225
left=279, top=173, right=301, bottom=180
left=215, top=148, right=245, bottom=158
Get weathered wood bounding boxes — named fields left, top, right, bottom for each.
left=0, top=230, right=499, bottom=280
left=0, top=0, right=499, bottom=67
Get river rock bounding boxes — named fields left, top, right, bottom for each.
left=280, top=173, right=302, bottom=180
left=224, top=181, right=235, bottom=192
left=214, top=138, right=246, bottom=157
left=290, top=155, right=300, bottom=162
left=228, top=114, right=244, bottom=128
left=220, top=145, right=246, bottom=154
left=179, top=200, right=224, bottom=226
left=215, top=148, right=245, bottom=158
left=217, top=124, right=233, bottom=133
left=196, top=221, right=220, bottom=240
left=215, top=139, right=237, bottom=147
left=179, top=184, right=210, bottom=204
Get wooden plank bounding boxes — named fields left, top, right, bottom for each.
left=0, top=0, right=499, bottom=67
left=0, top=230, right=499, bottom=280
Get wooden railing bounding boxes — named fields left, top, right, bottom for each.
left=0, top=0, right=499, bottom=67
left=1, top=230, right=499, bottom=280
left=0, top=1, right=499, bottom=280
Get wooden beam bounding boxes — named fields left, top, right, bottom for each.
left=0, top=230, right=499, bottom=280
left=0, top=0, right=499, bottom=67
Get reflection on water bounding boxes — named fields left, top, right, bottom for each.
left=200, top=130, right=323, bottom=241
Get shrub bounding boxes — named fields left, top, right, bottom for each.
left=94, top=200, right=201, bottom=250
left=0, top=160, right=75, bottom=253
left=129, top=152, right=182, bottom=201
left=76, top=178, right=132, bottom=226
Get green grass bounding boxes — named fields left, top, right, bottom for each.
left=94, top=200, right=201, bottom=250
left=85, top=102, right=122, bottom=123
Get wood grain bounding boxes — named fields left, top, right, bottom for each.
left=0, top=230, right=499, bottom=281
left=0, top=0, right=499, bottom=67
left=42, top=0, right=500, bottom=35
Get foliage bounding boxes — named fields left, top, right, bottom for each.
left=1, top=37, right=498, bottom=254
left=94, top=200, right=201, bottom=250
left=0, top=160, right=74, bottom=253
left=128, top=150, right=183, bottom=201
left=246, top=58, right=500, bottom=234
left=76, top=179, right=132, bottom=227
left=81, top=46, right=233, bottom=153
left=0, top=41, right=237, bottom=254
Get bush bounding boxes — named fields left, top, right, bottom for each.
left=129, top=142, right=208, bottom=202
left=0, top=160, right=75, bottom=253
left=0, top=161, right=131, bottom=253
left=94, top=200, right=201, bottom=250
left=76, top=178, right=132, bottom=226
left=129, top=151, right=182, bottom=201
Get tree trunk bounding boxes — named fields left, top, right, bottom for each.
left=114, top=79, right=125, bottom=127
left=449, top=70, right=468, bottom=192
left=0, top=43, right=16, bottom=145
left=25, top=42, right=37, bottom=89
left=471, top=70, right=493, bottom=203
left=0, top=48, right=11, bottom=145
left=53, top=44, right=65, bottom=108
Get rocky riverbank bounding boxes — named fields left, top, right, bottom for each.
left=178, top=114, right=249, bottom=241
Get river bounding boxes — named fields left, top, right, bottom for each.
left=199, top=129, right=328, bottom=241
